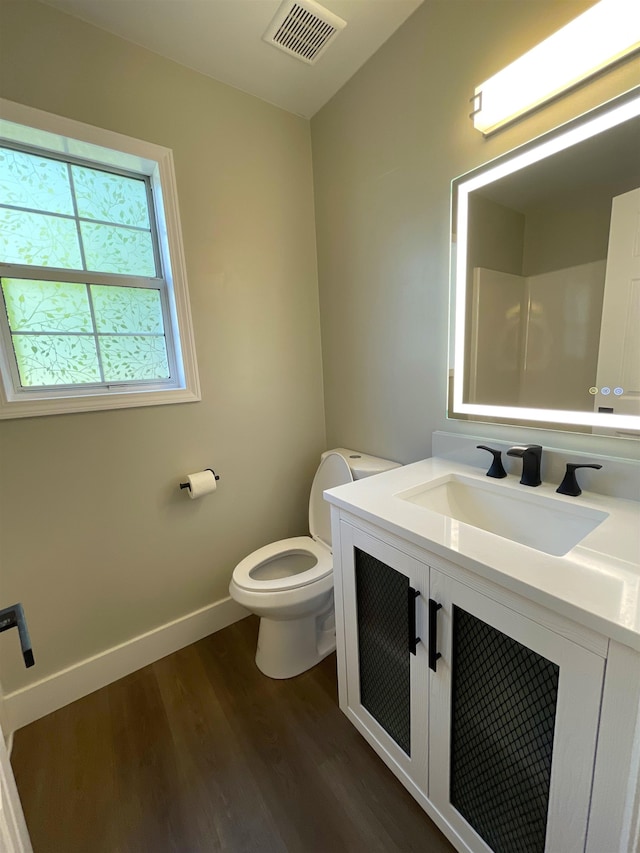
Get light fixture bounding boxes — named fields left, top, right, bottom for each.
left=470, top=0, right=640, bottom=135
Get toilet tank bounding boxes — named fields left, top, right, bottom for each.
left=310, top=449, right=402, bottom=549
left=321, top=448, right=402, bottom=479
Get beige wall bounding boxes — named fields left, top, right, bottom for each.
left=468, top=194, right=525, bottom=277
left=312, top=0, right=640, bottom=464
left=522, top=195, right=612, bottom=276
left=0, top=1, right=326, bottom=691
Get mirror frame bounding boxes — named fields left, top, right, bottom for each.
left=450, top=88, right=640, bottom=433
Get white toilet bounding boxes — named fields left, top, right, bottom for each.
left=229, top=448, right=401, bottom=679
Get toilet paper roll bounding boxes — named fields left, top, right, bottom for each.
left=186, top=470, right=217, bottom=499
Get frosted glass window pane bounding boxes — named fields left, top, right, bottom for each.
left=99, top=335, right=169, bottom=381
left=81, top=222, right=156, bottom=276
left=0, top=147, right=74, bottom=215
left=12, top=334, right=100, bottom=386
left=72, top=166, right=150, bottom=228
left=0, top=208, right=83, bottom=268
left=2, top=278, right=92, bottom=332
left=90, top=285, right=163, bottom=334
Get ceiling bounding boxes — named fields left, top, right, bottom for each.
left=39, top=0, right=424, bottom=118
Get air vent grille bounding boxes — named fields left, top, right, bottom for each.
left=264, top=0, right=346, bottom=65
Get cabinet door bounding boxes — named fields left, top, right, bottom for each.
left=339, top=522, right=429, bottom=791
left=429, top=569, right=604, bottom=853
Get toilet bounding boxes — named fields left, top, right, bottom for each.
left=229, top=448, right=401, bottom=679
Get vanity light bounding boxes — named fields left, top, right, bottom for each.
left=470, top=0, right=640, bottom=135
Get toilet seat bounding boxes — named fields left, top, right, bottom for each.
left=231, top=536, right=332, bottom=593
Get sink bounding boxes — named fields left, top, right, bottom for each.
left=395, top=474, right=608, bottom=556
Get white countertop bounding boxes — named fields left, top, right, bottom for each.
left=325, top=458, right=640, bottom=653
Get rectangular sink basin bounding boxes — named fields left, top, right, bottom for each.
left=396, top=474, right=608, bottom=556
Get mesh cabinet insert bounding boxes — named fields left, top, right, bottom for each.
left=450, top=606, right=559, bottom=853
left=355, top=547, right=411, bottom=755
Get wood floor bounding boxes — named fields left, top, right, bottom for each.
left=12, top=616, right=455, bottom=853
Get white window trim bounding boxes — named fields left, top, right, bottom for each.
left=0, top=98, right=200, bottom=418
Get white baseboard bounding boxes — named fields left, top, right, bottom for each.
left=3, top=597, right=249, bottom=733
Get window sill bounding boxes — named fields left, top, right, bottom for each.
left=0, top=385, right=201, bottom=419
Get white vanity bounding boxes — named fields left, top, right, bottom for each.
left=325, top=439, right=640, bottom=853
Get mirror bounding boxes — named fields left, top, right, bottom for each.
left=449, top=90, right=640, bottom=437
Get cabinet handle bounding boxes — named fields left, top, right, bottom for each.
left=408, top=587, right=421, bottom=655
left=428, top=598, right=442, bottom=672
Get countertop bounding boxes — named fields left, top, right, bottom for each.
left=325, top=458, right=640, bottom=653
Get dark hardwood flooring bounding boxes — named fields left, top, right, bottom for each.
left=12, top=616, right=455, bottom=853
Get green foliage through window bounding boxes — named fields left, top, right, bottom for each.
left=0, top=146, right=157, bottom=276
left=1, top=278, right=170, bottom=387
left=0, top=143, right=172, bottom=391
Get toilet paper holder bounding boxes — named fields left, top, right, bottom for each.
left=180, top=468, right=220, bottom=491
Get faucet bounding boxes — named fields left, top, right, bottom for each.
left=507, top=444, right=542, bottom=487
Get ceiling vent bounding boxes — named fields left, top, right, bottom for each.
left=263, top=0, right=347, bottom=65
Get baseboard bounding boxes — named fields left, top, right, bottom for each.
left=3, top=597, right=249, bottom=733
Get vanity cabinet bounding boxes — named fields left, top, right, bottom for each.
left=428, top=568, right=603, bottom=853
left=334, top=516, right=607, bottom=853
left=338, top=522, right=429, bottom=791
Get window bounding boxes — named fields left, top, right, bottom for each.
left=0, top=100, right=200, bottom=418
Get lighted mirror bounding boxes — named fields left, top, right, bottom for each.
left=449, top=90, right=640, bottom=438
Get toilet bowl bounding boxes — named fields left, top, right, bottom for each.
left=229, top=448, right=401, bottom=679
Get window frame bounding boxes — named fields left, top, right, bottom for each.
left=0, top=99, right=200, bottom=418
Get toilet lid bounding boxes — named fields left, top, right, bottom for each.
left=232, top=536, right=333, bottom=592
left=309, top=452, right=353, bottom=549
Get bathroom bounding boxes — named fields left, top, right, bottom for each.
left=0, top=0, right=639, bottom=850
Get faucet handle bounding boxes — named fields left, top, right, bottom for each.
left=556, top=463, right=602, bottom=497
left=477, top=445, right=507, bottom=479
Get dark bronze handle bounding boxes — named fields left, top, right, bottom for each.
left=428, top=598, right=442, bottom=672
left=556, top=463, right=602, bottom=496
left=477, top=445, right=507, bottom=479
left=408, top=587, right=420, bottom=655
